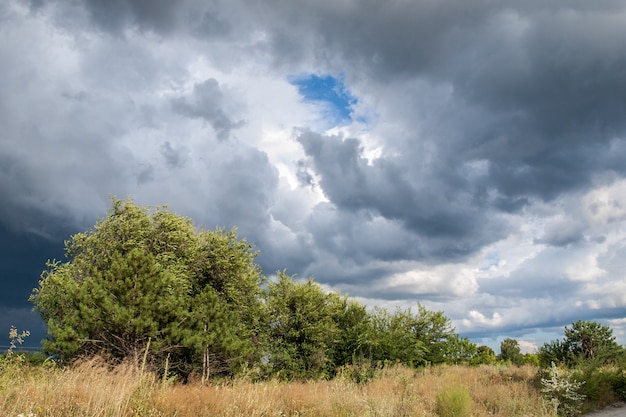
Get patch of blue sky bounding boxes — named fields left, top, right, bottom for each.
left=480, top=251, right=502, bottom=272
left=289, top=73, right=358, bottom=126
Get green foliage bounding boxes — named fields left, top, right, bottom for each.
left=539, top=339, right=571, bottom=368
left=572, top=365, right=620, bottom=405
left=361, top=307, right=427, bottom=367
left=524, top=353, right=540, bottom=367
left=609, top=368, right=626, bottom=401
left=540, top=321, right=623, bottom=368
left=330, top=299, right=371, bottom=369
left=336, top=358, right=376, bottom=384
left=359, top=304, right=456, bottom=368
left=435, top=386, right=472, bottom=417
left=412, top=304, right=456, bottom=365
left=564, top=321, right=623, bottom=365
left=499, top=338, right=525, bottom=366
left=540, top=362, right=585, bottom=417
left=441, top=334, right=478, bottom=365
left=472, top=345, right=497, bottom=365
left=264, top=272, right=343, bottom=380
left=30, top=198, right=264, bottom=377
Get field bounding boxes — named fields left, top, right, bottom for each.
left=1, top=359, right=557, bottom=417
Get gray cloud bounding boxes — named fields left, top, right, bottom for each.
left=296, top=129, right=510, bottom=261
left=160, top=141, right=186, bottom=168
left=172, top=79, right=244, bottom=141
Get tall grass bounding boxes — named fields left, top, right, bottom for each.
left=0, top=361, right=554, bottom=417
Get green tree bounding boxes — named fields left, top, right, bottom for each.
left=563, top=321, right=623, bottom=365
left=473, top=345, right=497, bottom=365
left=330, top=298, right=371, bottom=368
left=264, top=272, right=343, bottom=380
left=362, top=307, right=427, bottom=367
left=358, top=304, right=455, bottom=367
left=499, top=338, right=525, bottom=366
left=441, top=334, right=478, bottom=365
left=30, top=198, right=264, bottom=378
left=410, top=304, right=455, bottom=365
left=539, top=321, right=624, bottom=368
left=538, top=339, right=571, bottom=367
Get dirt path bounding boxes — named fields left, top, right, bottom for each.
left=584, top=402, right=626, bottom=416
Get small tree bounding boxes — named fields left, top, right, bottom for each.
left=473, top=345, right=497, bottom=365
left=361, top=307, right=427, bottom=367
left=539, top=339, right=571, bottom=368
left=441, top=334, right=478, bottom=365
left=499, top=338, right=525, bottom=366
left=264, top=272, right=343, bottom=380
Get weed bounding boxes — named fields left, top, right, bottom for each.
left=435, top=386, right=472, bottom=417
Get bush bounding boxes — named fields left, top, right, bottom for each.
left=573, top=366, right=619, bottom=405
left=540, top=362, right=585, bottom=417
left=435, top=386, right=472, bottom=417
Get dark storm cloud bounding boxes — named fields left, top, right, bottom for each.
left=296, top=129, right=509, bottom=261
left=0, top=224, right=65, bottom=309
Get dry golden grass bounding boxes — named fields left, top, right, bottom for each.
left=0, top=360, right=555, bottom=417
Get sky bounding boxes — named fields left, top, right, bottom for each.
left=1, top=0, right=626, bottom=354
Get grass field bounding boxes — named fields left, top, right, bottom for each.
left=0, top=358, right=557, bottom=417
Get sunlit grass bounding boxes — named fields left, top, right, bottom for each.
left=0, top=360, right=556, bottom=417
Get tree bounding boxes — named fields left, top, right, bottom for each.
left=362, top=307, right=427, bottom=367
left=539, top=321, right=624, bottom=368
left=30, top=198, right=265, bottom=377
left=563, top=321, right=623, bottom=365
left=499, top=338, right=525, bottom=366
left=441, top=334, right=478, bottom=365
left=357, top=304, right=456, bottom=367
left=411, top=304, right=455, bottom=365
left=473, top=345, right=497, bottom=365
left=264, top=272, right=343, bottom=380
left=538, top=339, right=571, bottom=368
left=329, top=298, right=371, bottom=368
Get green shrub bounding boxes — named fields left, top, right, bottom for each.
left=540, top=362, right=585, bottom=417
left=435, top=386, right=472, bottom=417
left=573, top=366, right=617, bottom=405
left=609, top=370, right=626, bottom=401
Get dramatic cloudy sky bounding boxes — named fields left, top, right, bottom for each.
left=2, top=0, right=626, bottom=353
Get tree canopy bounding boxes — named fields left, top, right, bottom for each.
left=30, top=198, right=263, bottom=377
left=539, top=320, right=624, bottom=367
left=499, top=338, right=525, bottom=366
